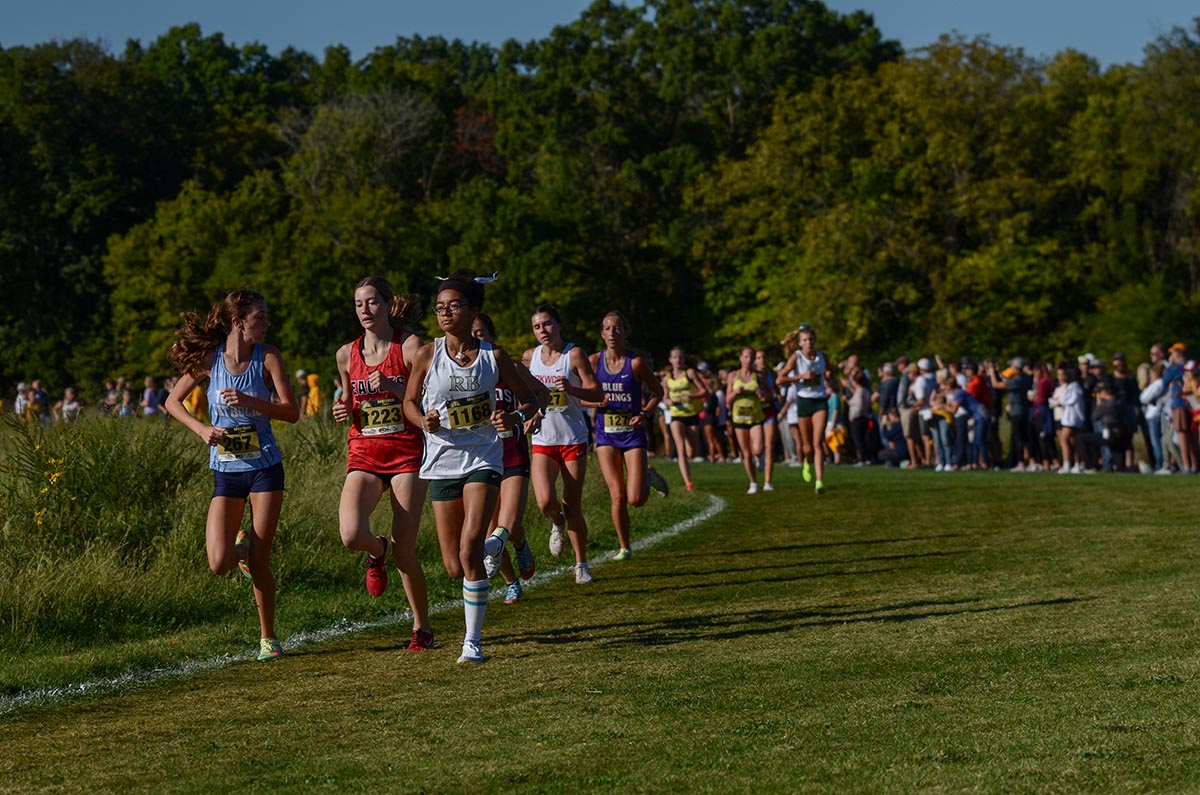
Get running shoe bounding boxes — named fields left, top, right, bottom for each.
left=457, top=640, right=484, bottom=664
left=763, top=483, right=774, bottom=492
left=257, top=637, right=283, bottom=661
left=483, top=530, right=507, bottom=579
left=235, top=527, right=252, bottom=580
left=548, top=520, right=565, bottom=558
left=504, top=580, right=523, bottom=604
left=514, top=542, right=536, bottom=580
left=647, top=466, right=669, bottom=496
left=575, top=562, right=593, bottom=584
left=801, top=461, right=813, bottom=483
left=746, top=482, right=758, bottom=495
left=366, top=535, right=389, bottom=597
left=614, top=548, right=632, bottom=561
left=406, top=628, right=435, bottom=651
left=686, top=481, right=695, bottom=492
left=815, top=479, right=825, bottom=495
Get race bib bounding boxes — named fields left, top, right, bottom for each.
left=547, top=388, right=569, bottom=413
left=447, top=392, right=491, bottom=431
left=801, top=376, right=821, bottom=388
left=733, top=403, right=757, bottom=424
left=218, top=424, right=262, bottom=462
left=359, top=397, right=404, bottom=436
left=603, top=411, right=635, bottom=434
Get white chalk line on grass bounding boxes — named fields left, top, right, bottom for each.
left=0, top=493, right=726, bottom=717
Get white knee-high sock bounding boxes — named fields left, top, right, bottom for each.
left=462, top=578, right=489, bottom=644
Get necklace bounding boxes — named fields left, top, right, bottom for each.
left=449, top=342, right=475, bottom=365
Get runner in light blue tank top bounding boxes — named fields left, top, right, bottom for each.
left=163, top=291, right=300, bottom=663
left=207, top=342, right=283, bottom=472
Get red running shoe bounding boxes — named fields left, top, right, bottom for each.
left=406, top=628, right=435, bottom=651
left=366, top=535, right=389, bottom=597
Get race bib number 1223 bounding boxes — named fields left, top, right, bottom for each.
left=360, top=397, right=404, bottom=435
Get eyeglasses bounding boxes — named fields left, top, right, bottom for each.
left=433, top=302, right=467, bottom=316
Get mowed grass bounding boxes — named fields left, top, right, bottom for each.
left=4, top=463, right=1200, bottom=793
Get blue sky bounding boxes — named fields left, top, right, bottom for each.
left=2, top=1, right=1196, bottom=67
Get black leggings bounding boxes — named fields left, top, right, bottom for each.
left=1007, top=414, right=1029, bottom=467
left=850, top=416, right=871, bottom=463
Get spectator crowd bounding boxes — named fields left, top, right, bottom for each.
left=6, top=342, right=1194, bottom=478
left=649, top=343, right=1193, bottom=477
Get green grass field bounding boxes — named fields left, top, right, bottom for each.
left=4, top=451, right=1200, bottom=792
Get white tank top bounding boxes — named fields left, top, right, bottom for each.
left=794, top=350, right=828, bottom=400
left=419, top=338, right=503, bottom=479
left=528, top=343, right=589, bottom=446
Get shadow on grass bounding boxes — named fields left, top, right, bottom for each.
left=496, top=596, right=1094, bottom=648
left=598, top=567, right=915, bottom=598
left=680, top=533, right=969, bottom=558
left=601, top=550, right=969, bottom=582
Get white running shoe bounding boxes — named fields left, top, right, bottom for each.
left=935, top=464, right=944, bottom=472
left=548, top=521, right=565, bottom=557
left=1058, top=464, right=1070, bottom=474
left=483, top=531, right=505, bottom=579
left=763, top=483, right=774, bottom=492
left=457, top=640, right=484, bottom=664
left=574, top=562, right=593, bottom=584
left=746, top=482, right=758, bottom=495
left=1071, top=464, right=1083, bottom=475
left=1155, top=468, right=1173, bottom=476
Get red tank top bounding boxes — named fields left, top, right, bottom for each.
left=345, top=330, right=424, bottom=473
left=494, top=378, right=530, bottom=470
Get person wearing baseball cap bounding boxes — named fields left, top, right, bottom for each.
left=990, top=355, right=1032, bottom=469
left=910, top=358, right=938, bottom=465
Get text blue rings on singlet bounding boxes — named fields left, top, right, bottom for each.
left=594, top=351, right=647, bottom=449
left=206, top=343, right=282, bottom=472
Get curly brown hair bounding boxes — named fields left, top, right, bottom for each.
left=168, top=290, right=265, bottom=378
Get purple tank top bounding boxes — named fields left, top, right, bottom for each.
left=593, top=352, right=647, bottom=449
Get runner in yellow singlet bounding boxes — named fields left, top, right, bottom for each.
left=661, top=346, right=707, bottom=492
left=726, top=347, right=767, bottom=494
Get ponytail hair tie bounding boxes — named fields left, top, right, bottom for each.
left=436, top=272, right=498, bottom=284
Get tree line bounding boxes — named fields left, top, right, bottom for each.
left=2, top=0, right=1198, bottom=396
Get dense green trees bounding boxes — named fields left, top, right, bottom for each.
left=2, top=2, right=1199, bottom=397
